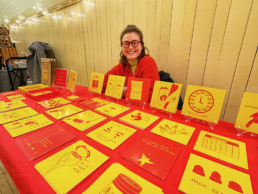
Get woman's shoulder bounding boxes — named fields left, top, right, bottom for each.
left=140, top=55, right=157, bottom=65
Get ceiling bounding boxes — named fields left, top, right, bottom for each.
left=0, top=0, right=65, bottom=25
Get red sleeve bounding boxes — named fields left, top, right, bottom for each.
left=138, top=56, right=160, bottom=102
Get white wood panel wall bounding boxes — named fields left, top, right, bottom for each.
left=9, top=0, right=258, bottom=124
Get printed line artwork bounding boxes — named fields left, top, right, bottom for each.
left=88, top=72, right=105, bottom=94
left=105, top=75, right=125, bottom=99
left=131, top=113, right=142, bottom=121
left=201, top=134, right=240, bottom=159
left=99, top=174, right=142, bottom=194
left=159, top=124, right=189, bottom=136
left=135, top=153, right=154, bottom=166
left=130, top=80, right=143, bottom=100
left=188, top=90, right=215, bottom=113
left=246, top=112, right=258, bottom=128
left=38, top=97, right=71, bottom=109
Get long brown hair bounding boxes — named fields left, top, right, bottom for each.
left=119, top=25, right=149, bottom=66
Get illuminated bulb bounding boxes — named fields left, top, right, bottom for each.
left=5, top=19, right=9, bottom=23
left=78, top=13, right=81, bottom=16
left=52, top=16, right=55, bottom=19
left=38, top=7, right=42, bottom=10
left=84, top=0, right=86, bottom=4
left=90, top=3, right=94, bottom=6
left=43, top=11, right=47, bottom=15
left=71, top=10, right=74, bottom=15
left=48, top=13, right=51, bottom=15
left=59, top=15, right=62, bottom=19
left=33, top=6, right=36, bottom=9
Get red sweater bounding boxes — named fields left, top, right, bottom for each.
left=103, top=56, right=160, bottom=102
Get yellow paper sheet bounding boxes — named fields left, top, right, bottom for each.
left=105, top=75, right=126, bottom=99
left=179, top=154, right=253, bottom=194
left=35, top=140, right=109, bottom=194
left=67, top=95, right=79, bottom=100
left=45, top=104, right=83, bottom=120
left=151, top=119, right=195, bottom=145
left=95, top=102, right=130, bottom=117
left=150, top=81, right=183, bottom=113
left=88, top=72, right=105, bottom=94
left=31, top=90, right=52, bottom=96
left=38, top=97, right=71, bottom=109
left=130, top=80, right=143, bottom=100
left=0, top=107, right=38, bottom=125
left=119, top=110, right=159, bottom=130
left=67, top=70, right=77, bottom=92
left=83, top=163, right=163, bottom=194
left=86, top=121, right=137, bottom=150
left=181, top=85, right=226, bottom=123
left=194, top=131, right=248, bottom=169
left=0, top=100, right=27, bottom=113
left=235, top=92, right=258, bottom=134
left=4, top=114, right=53, bottom=137
left=63, top=110, right=107, bottom=131
left=7, top=94, right=26, bottom=101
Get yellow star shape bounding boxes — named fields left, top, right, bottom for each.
left=137, top=153, right=154, bottom=166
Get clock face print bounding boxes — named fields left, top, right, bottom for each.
left=188, top=90, right=214, bottom=113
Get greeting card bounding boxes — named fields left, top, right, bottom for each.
left=151, top=119, right=196, bottom=145
left=0, top=107, right=38, bottom=125
left=119, top=110, right=159, bottom=130
left=121, top=135, right=180, bottom=180
left=38, top=97, right=71, bottom=109
left=7, top=94, right=26, bottom=101
left=83, top=163, right=164, bottom=194
left=178, top=154, right=253, bottom=194
left=35, top=140, right=109, bottom=194
left=88, top=72, right=105, bottom=94
left=194, top=131, right=248, bottom=169
left=95, top=102, right=130, bottom=117
left=150, top=81, right=182, bottom=113
left=105, top=75, right=126, bottom=99
left=16, top=125, right=76, bottom=160
left=0, top=100, right=27, bottom=113
left=126, top=77, right=151, bottom=103
left=79, top=98, right=111, bottom=109
left=86, top=121, right=137, bottom=150
left=67, top=70, right=77, bottom=92
left=63, top=110, right=107, bottom=132
left=235, top=92, right=258, bottom=134
left=4, top=114, right=53, bottom=137
left=181, top=85, right=226, bottom=123
left=54, top=68, right=68, bottom=87
left=45, top=104, right=83, bottom=120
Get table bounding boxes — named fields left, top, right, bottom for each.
left=0, top=85, right=258, bottom=194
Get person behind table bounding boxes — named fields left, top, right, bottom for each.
left=102, top=25, right=160, bottom=102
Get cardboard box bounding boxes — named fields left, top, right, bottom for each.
left=41, top=58, right=56, bottom=86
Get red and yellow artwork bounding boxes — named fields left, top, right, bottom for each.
left=67, top=70, right=77, bottom=92
left=105, top=75, right=126, bottom=99
left=38, top=97, right=71, bottom=109
left=0, top=100, right=27, bottom=113
left=88, top=72, right=105, bottom=94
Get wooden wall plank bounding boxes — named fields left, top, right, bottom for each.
left=167, top=0, right=187, bottom=82
left=138, top=0, right=148, bottom=43
left=246, top=51, right=258, bottom=93
left=110, top=0, right=119, bottom=67
left=202, top=0, right=232, bottom=88
left=176, top=0, right=198, bottom=99
left=124, top=0, right=133, bottom=26
left=224, top=0, right=258, bottom=123
left=132, top=0, right=138, bottom=26
left=214, top=0, right=253, bottom=120
left=186, top=0, right=218, bottom=86
left=105, top=0, right=113, bottom=70
left=158, top=0, right=173, bottom=72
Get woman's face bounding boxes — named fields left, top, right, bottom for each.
left=122, top=32, right=143, bottom=62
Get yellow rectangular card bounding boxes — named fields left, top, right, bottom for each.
left=181, top=85, right=226, bottom=123
left=38, top=97, right=71, bottom=109
left=86, top=121, right=137, bottom=150
left=63, top=110, right=107, bottom=131
left=150, top=81, right=182, bottom=113
left=0, top=107, right=38, bottom=125
left=67, top=70, right=77, bottom=92
left=119, top=110, right=159, bottom=130
left=45, top=104, right=83, bottom=120
left=88, top=72, right=104, bottom=94
left=0, top=100, right=27, bottom=113
left=7, top=94, right=26, bottom=101
left=31, top=90, right=53, bottom=96
left=105, top=75, right=126, bottom=99
left=95, top=102, right=130, bottom=117
left=67, top=95, right=79, bottom=100
left=83, top=163, right=163, bottom=194
left=151, top=119, right=195, bottom=145
left=194, top=131, right=248, bottom=169
left=4, top=114, right=53, bottom=137
left=235, top=92, right=258, bottom=134
left=35, top=140, right=109, bottom=194
left=179, top=154, right=253, bottom=194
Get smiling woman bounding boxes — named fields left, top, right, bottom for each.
left=102, top=25, right=160, bottom=102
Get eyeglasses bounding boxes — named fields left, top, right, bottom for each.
left=121, top=40, right=141, bottom=48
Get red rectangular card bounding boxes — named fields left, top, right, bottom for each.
left=126, top=77, right=151, bottom=104
left=79, top=98, right=110, bottom=109
left=54, top=68, right=68, bottom=87
left=15, top=125, right=76, bottom=160
left=121, top=134, right=180, bottom=180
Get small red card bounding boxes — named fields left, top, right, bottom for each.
left=54, top=68, right=68, bottom=87
left=126, top=77, right=151, bottom=104
left=79, top=98, right=110, bottom=109
left=15, top=125, right=76, bottom=160
left=121, top=134, right=180, bottom=180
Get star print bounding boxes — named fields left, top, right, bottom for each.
left=137, top=153, right=154, bottom=166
